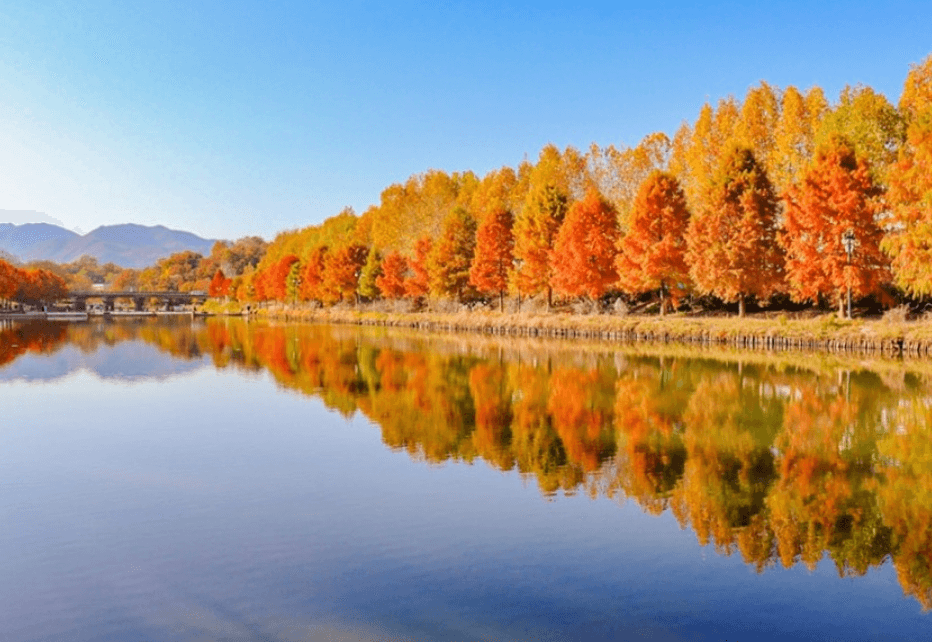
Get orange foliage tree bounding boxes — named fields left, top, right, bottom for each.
left=468, top=207, right=514, bottom=310
left=0, top=260, right=17, bottom=304
left=376, top=252, right=408, bottom=299
left=15, top=268, right=68, bottom=306
left=263, top=255, right=300, bottom=301
left=405, top=236, right=432, bottom=300
left=616, top=171, right=691, bottom=314
left=550, top=189, right=620, bottom=301
left=883, top=111, right=932, bottom=297
left=687, top=145, right=783, bottom=316
left=322, top=244, right=369, bottom=304
left=209, top=269, right=232, bottom=297
left=782, top=136, right=887, bottom=315
left=299, top=246, right=328, bottom=303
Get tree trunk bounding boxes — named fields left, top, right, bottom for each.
left=499, top=289, right=504, bottom=312
left=659, top=282, right=665, bottom=317
left=738, top=295, right=746, bottom=318
left=838, top=293, right=845, bottom=319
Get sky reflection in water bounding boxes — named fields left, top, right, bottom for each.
left=1, top=317, right=931, bottom=641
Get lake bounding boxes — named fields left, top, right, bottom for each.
left=2, top=317, right=931, bottom=641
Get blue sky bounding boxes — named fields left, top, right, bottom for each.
left=0, top=1, right=929, bottom=241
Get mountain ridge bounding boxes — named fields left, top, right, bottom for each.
left=0, top=222, right=220, bottom=268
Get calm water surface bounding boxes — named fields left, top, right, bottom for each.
left=2, top=317, right=931, bottom=641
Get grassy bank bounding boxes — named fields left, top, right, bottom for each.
left=200, top=302, right=932, bottom=356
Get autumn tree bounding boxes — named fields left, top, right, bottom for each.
left=587, top=132, right=671, bottom=228
left=285, top=260, right=302, bottom=303
left=469, top=206, right=514, bottom=310
left=513, top=184, right=568, bottom=306
left=551, top=189, right=620, bottom=301
left=210, top=237, right=268, bottom=277
left=686, top=145, right=783, bottom=316
left=405, top=236, right=432, bottom=300
left=209, top=269, right=232, bottom=297
left=376, top=252, right=408, bottom=299
left=899, top=55, right=932, bottom=125
left=511, top=145, right=591, bottom=306
left=265, top=255, right=300, bottom=301
left=771, top=86, right=828, bottom=193
left=320, top=245, right=368, bottom=305
left=111, top=268, right=139, bottom=291
left=15, top=268, right=68, bottom=305
left=369, top=169, right=479, bottom=256
left=427, top=207, right=478, bottom=303
left=616, top=171, right=691, bottom=314
left=733, top=81, right=780, bottom=175
left=0, top=259, right=16, bottom=305
left=671, top=97, right=741, bottom=215
left=299, top=246, right=328, bottom=303
left=137, top=251, right=204, bottom=292
left=234, top=270, right=257, bottom=302
left=357, top=248, right=382, bottom=301
left=885, top=127, right=932, bottom=297
left=816, top=85, right=904, bottom=184
left=782, top=136, right=888, bottom=316
left=470, top=166, right=520, bottom=218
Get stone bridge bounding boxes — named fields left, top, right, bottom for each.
left=66, top=291, right=209, bottom=312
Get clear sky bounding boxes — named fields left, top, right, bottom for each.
left=0, top=1, right=929, bottom=241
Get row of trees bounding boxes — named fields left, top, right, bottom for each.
left=0, top=259, right=69, bottom=308
left=21, top=255, right=124, bottom=292
left=231, top=55, right=932, bottom=317
left=8, top=57, right=929, bottom=316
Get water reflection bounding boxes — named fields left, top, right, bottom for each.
left=3, top=317, right=932, bottom=610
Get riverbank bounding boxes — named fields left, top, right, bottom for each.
left=0, top=310, right=204, bottom=321
left=216, top=303, right=932, bottom=356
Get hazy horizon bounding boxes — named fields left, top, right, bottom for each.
left=1, top=1, right=930, bottom=240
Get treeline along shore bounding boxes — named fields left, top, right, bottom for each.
left=235, top=305, right=932, bottom=357
left=5, top=56, right=932, bottom=351
left=202, top=55, right=932, bottom=327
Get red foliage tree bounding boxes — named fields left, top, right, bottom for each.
left=550, top=189, right=620, bottom=300
left=300, top=246, right=329, bottom=303
left=782, top=135, right=888, bottom=315
left=469, top=207, right=514, bottom=310
left=376, top=252, right=409, bottom=299
left=0, top=260, right=17, bottom=303
left=209, top=269, right=232, bottom=297
left=267, top=255, right=300, bottom=301
left=616, top=171, right=691, bottom=314
left=405, top=236, right=432, bottom=299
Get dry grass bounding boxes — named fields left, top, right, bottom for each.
left=199, top=298, right=932, bottom=357
left=237, top=314, right=932, bottom=378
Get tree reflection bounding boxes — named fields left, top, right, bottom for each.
left=4, top=317, right=932, bottom=609
left=0, top=321, right=68, bottom=367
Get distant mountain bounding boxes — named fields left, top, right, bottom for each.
left=0, top=223, right=219, bottom=268
left=0, top=223, right=80, bottom=261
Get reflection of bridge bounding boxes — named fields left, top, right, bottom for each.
left=66, top=291, right=209, bottom=312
